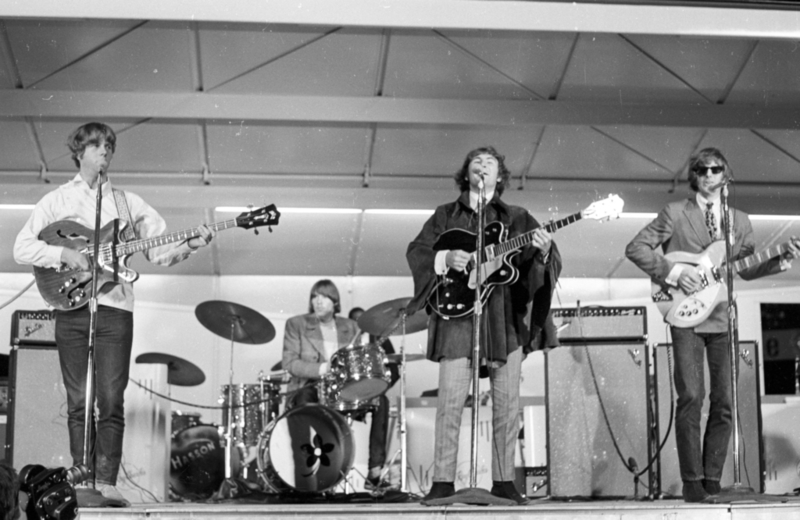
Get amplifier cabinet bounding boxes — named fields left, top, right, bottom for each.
left=553, top=306, right=647, bottom=343
left=10, top=309, right=56, bottom=346
left=546, top=342, right=651, bottom=498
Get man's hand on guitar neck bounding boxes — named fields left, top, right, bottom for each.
left=186, top=224, right=215, bottom=251
left=61, top=248, right=91, bottom=271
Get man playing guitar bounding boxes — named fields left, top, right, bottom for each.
left=626, top=147, right=800, bottom=502
left=13, top=122, right=214, bottom=506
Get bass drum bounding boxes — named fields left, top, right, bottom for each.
left=257, top=404, right=354, bottom=494
left=170, top=424, right=228, bottom=498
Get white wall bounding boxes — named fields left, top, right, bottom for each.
left=5, top=272, right=800, bottom=425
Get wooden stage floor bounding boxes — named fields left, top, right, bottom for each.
left=77, top=495, right=800, bottom=520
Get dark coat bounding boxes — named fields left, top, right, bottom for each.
left=406, top=191, right=561, bottom=363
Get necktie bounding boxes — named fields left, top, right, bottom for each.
left=705, top=202, right=718, bottom=240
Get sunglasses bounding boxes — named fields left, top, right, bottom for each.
left=693, top=165, right=725, bottom=175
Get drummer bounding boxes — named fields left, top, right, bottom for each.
left=348, top=307, right=400, bottom=490
left=282, top=280, right=395, bottom=490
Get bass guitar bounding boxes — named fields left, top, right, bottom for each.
left=428, top=195, right=624, bottom=319
left=34, top=204, right=280, bottom=311
left=652, top=239, right=792, bottom=328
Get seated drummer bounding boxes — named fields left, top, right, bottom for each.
left=282, top=279, right=395, bottom=490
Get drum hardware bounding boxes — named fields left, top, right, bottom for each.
left=195, top=300, right=275, bottom=497
left=357, top=297, right=429, bottom=494
left=135, top=353, right=206, bottom=388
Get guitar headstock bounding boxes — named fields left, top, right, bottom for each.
left=236, top=204, right=281, bottom=230
left=582, top=194, right=624, bottom=222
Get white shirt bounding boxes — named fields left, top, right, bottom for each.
left=14, top=174, right=197, bottom=311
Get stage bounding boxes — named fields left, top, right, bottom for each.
left=75, top=495, right=800, bottom=520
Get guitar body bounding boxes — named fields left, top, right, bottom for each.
left=652, top=241, right=728, bottom=328
left=428, top=222, right=520, bottom=319
left=30, top=205, right=281, bottom=312
left=33, top=219, right=136, bottom=311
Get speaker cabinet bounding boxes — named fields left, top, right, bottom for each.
left=546, top=343, right=651, bottom=497
left=7, top=346, right=71, bottom=468
left=653, top=341, right=763, bottom=496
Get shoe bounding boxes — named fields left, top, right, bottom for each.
left=682, top=480, right=710, bottom=503
left=421, top=481, right=455, bottom=504
left=95, top=484, right=131, bottom=507
left=491, top=480, right=530, bottom=505
left=703, top=479, right=721, bottom=495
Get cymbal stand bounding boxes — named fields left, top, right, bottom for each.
left=398, top=311, right=409, bottom=492
left=224, top=317, right=239, bottom=480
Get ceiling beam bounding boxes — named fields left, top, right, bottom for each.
left=2, top=90, right=800, bottom=129
left=3, top=1, right=800, bottom=39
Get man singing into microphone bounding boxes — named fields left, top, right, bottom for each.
left=14, top=122, right=214, bottom=506
left=406, top=146, right=561, bottom=504
left=626, top=147, right=800, bottom=502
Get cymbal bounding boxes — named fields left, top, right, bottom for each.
left=386, top=353, right=426, bottom=364
left=195, top=300, right=275, bottom=344
left=135, top=352, right=206, bottom=387
left=358, top=297, right=428, bottom=337
left=270, top=360, right=282, bottom=371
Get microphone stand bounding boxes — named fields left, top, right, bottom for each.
left=83, top=173, right=105, bottom=485
left=426, top=177, right=514, bottom=506
left=709, top=184, right=783, bottom=504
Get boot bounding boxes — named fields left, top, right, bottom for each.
left=421, top=481, right=455, bottom=503
left=490, top=480, right=529, bottom=505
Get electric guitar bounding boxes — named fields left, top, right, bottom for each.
left=652, top=239, right=792, bottom=328
left=427, top=195, right=624, bottom=319
left=33, top=204, right=281, bottom=311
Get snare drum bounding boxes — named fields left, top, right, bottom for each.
left=329, top=343, right=391, bottom=402
left=257, top=404, right=354, bottom=493
left=220, top=383, right=280, bottom=448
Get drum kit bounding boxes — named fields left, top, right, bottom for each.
left=156, top=297, right=428, bottom=499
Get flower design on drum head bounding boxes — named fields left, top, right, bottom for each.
left=300, top=432, right=335, bottom=477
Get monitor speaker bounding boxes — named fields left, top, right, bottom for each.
left=7, top=345, right=72, bottom=468
left=546, top=342, right=651, bottom=497
left=653, top=341, right=763, bottom=496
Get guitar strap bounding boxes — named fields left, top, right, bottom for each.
left=113, top=188, right=138, bottom=242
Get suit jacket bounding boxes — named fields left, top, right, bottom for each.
left=625, top=196, right=782, bottom=333
left=282, top=313, right=360, bottom=393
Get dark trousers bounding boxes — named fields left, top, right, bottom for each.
left=55, top=306, right=133, bottom=485
left=291, top=384, right=390, bottom=469
left=671, top=327, right=733, bottom=483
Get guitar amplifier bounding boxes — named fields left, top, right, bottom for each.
left=553, top=306, right=647, bottom=343
left=10, top=310, right=56, bottom=346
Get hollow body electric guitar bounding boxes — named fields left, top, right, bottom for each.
left=652, top=239, right=792, bottom=328
left=34, top=204, right=280, bottom=311
left=428, top=195, right=624, bottom=319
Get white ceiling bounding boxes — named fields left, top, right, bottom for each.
left=1, top=1, right=800, bottom=281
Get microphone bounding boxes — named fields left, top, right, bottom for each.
left=709, top=177, right=733, bottom=191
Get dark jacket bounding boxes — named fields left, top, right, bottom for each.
left=406, top=191, right=561, bottom=362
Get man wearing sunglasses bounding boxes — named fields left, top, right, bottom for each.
left=625, top=147, right=800, bottom=503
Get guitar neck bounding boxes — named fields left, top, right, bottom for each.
left=492, top=211, right=583, bottom=256
left=728, top=241, right=791, bottom=276
left=116, top=219, right=237, bottom=256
